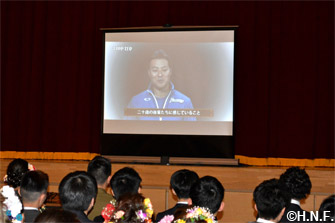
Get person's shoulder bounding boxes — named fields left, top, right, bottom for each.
left=287, top=203, right=304, bottom=212
left=96, top=190, right=114, bottom=201
left=131, top=90, right=150, bottom=100
left=156, top=207, right=176, bottom=222
left=172, top=90, right=192, bottom=101
left=23, top=209, right=40, bottom=223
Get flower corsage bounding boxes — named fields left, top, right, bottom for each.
left=1, top=185, right=23, bottom=223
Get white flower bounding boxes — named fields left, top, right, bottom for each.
left=1, top=186, right=23, bottom=218
left=1, top=185, right=16, bottom=198
left=4, top=195, right=22, bottom=217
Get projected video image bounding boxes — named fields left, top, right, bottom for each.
left=103, top=30, right=234, bottom=135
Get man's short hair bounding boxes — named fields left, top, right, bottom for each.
left=189, top=176, right=225, bottom=214
left=254, top=179, right=289, bottom=220
left=110, top=167, right=142, bottom=200
left=279, top=167, right=312, bottom=200
left=170, top=169, right=199, bottom=199
left=319, top=195, right=335, bottom=222
left=151, top=49, right=171, bottom=64
left=59, top=171, right=97, bottom=211
left=87, top=156, right=111, bottom=185
left=20, top=170, right=49, bottom=203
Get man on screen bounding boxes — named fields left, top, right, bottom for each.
left=126, top=49, right=196, bottom=121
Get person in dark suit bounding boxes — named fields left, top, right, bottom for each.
left=59, top=171, right=97, bottom=223
left=253, top=179, right=289, bottom=223
left=19, top=170, right=49, bottom=223
left=156, top=169, right=199, bottom=222
left=279, top=167, right=312, bottom=222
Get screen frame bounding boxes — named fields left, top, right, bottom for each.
left=100, top=26, right=238, bottom=159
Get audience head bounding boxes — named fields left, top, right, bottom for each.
left=319, top=194, right=335, bottom=222
left=34, top=209, right=80, bottom=223
left=110, top=167, right=142, bottom=200
left=170, top=169, right=199, bottom=199
left=20, top=170, right=49, bottom=207
left=59, top=171, right=97, bottom=213
left=111, top=193, right=153, bottom=223
left=87, top=156, right=112, bottom=186
left=6, top=159, right=30, bottom=188
left=253, top=178, right=289, bottom=222
left=189, top=176, right=225, bottom=214
left=279, top=167, right=312, bottom=200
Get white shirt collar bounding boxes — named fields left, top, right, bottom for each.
left=257, top=218, right=276, bottom=223
left=24, top=207, right=39, bottom=211
left=177, top=201, right=189, bottom=205
left=291, top=199, right=300, bottom=206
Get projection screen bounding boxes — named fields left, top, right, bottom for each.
left=103, top=27, right=236, bottom=136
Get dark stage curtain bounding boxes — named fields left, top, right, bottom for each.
left=1, top=1, right=333, bottom=159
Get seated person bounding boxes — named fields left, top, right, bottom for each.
left=5, top=159, right=32, bottom=192
left=109, top=193, right=153, bottom=223
left=58, top=171, right=97, bottom=223
left=34, top=209, right=80, bottom=223
left=20, top=170, right=49, bottom=223
left=319, top=194, right=335, bottom=222
left=253, top=179, right=289, bottom=223
left=126, top=49, right=196, bottom=121
left=156, top=169, right=199, bottom=222
left=279, top=167, right=312, bottom=222
left=110, top=167, right=142, bottom=200
left=189, top=176, right=225, bottom=218
left=87, top=156, right=115, bottom=220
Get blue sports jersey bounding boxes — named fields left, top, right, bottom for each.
left=126, top=82, right=196, bottom=121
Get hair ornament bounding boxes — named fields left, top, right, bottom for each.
left=28, top=163, right=36, bottom=171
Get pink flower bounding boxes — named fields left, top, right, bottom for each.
left=114, top=210, right=125, bottom=219
left=136, top=210, right=148, bottom=220
left=158, top=215, right=174, bottom=223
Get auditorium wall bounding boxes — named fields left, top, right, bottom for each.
left=1, top=1, right=334, bottom=162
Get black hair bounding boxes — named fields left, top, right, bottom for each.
left=110, top=167, right=142, bottom=200
left=170, top=169, right=199, bottom=199
left=59, top=171, right=97, bottom=212
left=6, top=159, right=29, bottom=188
left=253, top=178, right=289, bottom=220
left=111, top=193, right=148, bottom=223
left=150, top=49, right=172, bottom=70
left=279, top=167, right=312, bottom=200
left=151, top=49, right=170, bottom=62
left=20, top=170, right=49, bottom=203
left=189, top=176, right=225, bottom=214
left=34, top=209, right=80, bottom=223
left=319, top=194, right=335, bottom=222
left=87, top=156, right=111, bottom=185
